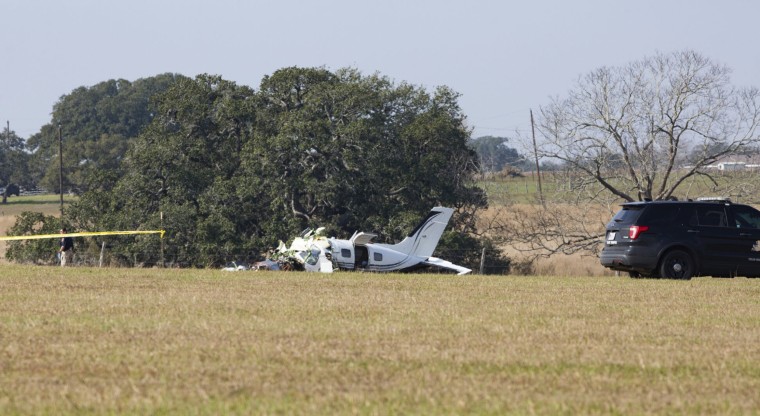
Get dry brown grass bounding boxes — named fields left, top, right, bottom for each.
left=1, top=267, right=758, bottom=414
left=533, top=253, right=615, bottom=277
left=478, top=203, right=617, bottom=276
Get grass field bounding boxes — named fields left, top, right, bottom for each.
left=1, top=267, right=758, bottom=414
left=480, top=169, right=760, bottom=207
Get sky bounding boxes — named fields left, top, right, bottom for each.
left=2, top=0, right=759, bottom=141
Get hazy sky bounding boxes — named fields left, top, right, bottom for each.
left=2, top=0, right=758, bottom=140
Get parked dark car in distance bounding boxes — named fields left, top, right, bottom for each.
left=600, top=198, right=760, bottom=279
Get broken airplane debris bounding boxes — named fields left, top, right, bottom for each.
left=265, top=207, right=472, bottom=275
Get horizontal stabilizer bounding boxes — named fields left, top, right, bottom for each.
left=423, top=257, right=472, bottom=275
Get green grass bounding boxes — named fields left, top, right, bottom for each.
left=1, top=266, right=758, bottom=414
left=0, top=194, right=69, bottom=216
left=480, top=170, right=760, bottom=205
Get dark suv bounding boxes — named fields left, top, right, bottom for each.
left=600, top=198, right=760, bottom=279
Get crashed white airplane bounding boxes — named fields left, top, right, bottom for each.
left=274, top=207, right=472, bottom=275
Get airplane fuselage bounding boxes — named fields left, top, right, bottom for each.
left=327, top=238, right=425, bottom=272
left=283, top=207, right=471, bottom=275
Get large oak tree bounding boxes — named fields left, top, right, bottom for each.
left=60, top=68, right=487, bottom=267
left=26, top=73, right=185, bottom=194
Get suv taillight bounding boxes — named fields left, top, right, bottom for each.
left=629, top=225, right=649, bottom=240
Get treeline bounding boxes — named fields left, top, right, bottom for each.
left=6, top=67, right=510, bottom=272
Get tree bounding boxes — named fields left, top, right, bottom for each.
left=469, top=136, right=523, bottom=173
left=488, top=51, right=760, bottom=260
left=26, top=74, right=185, bottom=193
left=242, top=67, right=486, bottom=244
left=66, top=74, right=259, bottom=267
left=0, top=125, right=30, bottom=203
left=5, top=212, right=63, bottom=264
left=54, top=68, right=489, bottom=267
left=535, top=50, right=760, bottom=202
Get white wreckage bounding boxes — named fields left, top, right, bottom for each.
left=225, top=207, right=471, bottom=275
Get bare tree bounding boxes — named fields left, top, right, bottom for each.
left=487, top=51, right=760, bottom=261
left=536, top=50, right=760, bottom=202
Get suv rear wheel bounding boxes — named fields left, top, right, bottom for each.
left=659, top=249, right=694, bottom=280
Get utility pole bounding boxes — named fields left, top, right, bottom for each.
left=530, top=109, right=544, bottom=206
left=58, top=124, right=64, bottom=216
left=160, top=211, right=165, bottom=268
left=2, top=121, right=8, bottom=204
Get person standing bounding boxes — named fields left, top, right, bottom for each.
left=59, top=228, right=74, bottom=266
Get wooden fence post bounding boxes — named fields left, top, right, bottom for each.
left=99, top=241, right=105, bottom=267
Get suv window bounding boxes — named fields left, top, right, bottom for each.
left=693, top=206, right=728, bottom=227
left=611, top=206, right=644, bottom=225
left=732, top=205, right=760, bottom=229
left=638, top=204, right=682, bottom=227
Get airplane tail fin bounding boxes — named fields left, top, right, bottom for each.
left=388, top=207, right=454, bottom=258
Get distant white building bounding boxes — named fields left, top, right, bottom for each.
left=717, top=162, right=746, bottom=171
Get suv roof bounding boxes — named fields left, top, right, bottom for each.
left=622, top=197, right=732, bottom=205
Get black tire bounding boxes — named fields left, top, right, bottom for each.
left=658, top=250, right=694, bottom=280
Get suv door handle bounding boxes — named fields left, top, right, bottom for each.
left=740, top=233, right=754, bottom=236
left=687, top=229, right=700, bottom=233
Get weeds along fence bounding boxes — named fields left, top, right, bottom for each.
left=4, top=247, right=513, bottom=274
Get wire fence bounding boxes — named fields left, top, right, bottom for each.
left=3, top=248, right=513, bottom=275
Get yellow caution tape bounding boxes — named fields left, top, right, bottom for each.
left=0, top=230, right=166, bottom=241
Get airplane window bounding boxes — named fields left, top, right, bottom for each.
left=341, top=249, right=351, bottom=258
left=374, top=252, right=383, bottom=261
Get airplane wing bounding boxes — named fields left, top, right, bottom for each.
left=350, top=231, right=378, bottom=246
left=422, top=257, right=472, bottom=275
